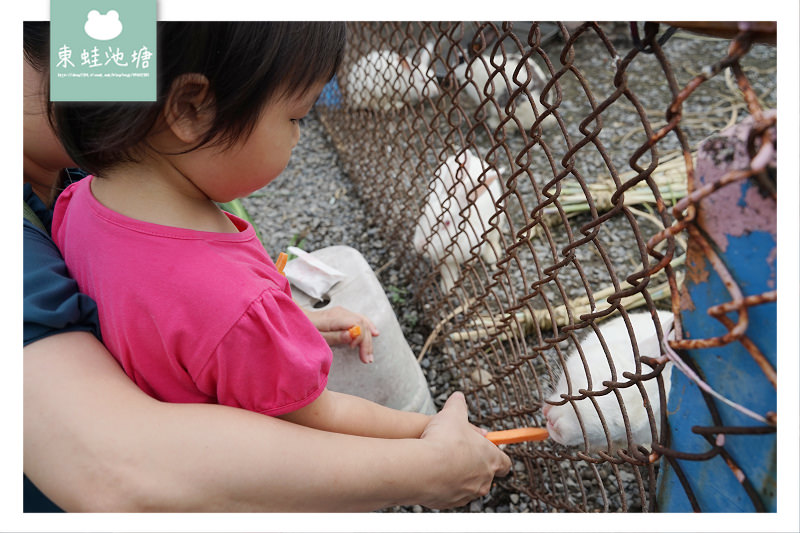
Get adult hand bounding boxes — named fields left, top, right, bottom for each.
left=303, top=305, right=379, bottom=363
left=417, top=392, right=512, bottom=509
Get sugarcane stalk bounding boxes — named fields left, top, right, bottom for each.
left=536, top=151, right=692, bottom=223
left=448, top=256, right=685, bottom=343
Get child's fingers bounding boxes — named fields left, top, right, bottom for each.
left=319, top=306, right=378, bottom=334
left=318, top=331, right=344, bottom=346
left=345, top=321, right=376, bottom=364
left=321, top=328, right=374, bottom=364
left=358, top=348, right=374, bottom=364
left=362, top=317, right=380, bottom=337
left=312, top=306, right=378, bottom=364
left=346, top=316, right=379, bottom=338
left=351, top=330, right=374, bottom=364
left=347, top=325, right=361, bottom=340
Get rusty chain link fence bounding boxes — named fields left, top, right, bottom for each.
left=314, top=21, right=777, bottom=512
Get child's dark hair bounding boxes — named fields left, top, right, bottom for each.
left=23, top=21, right=50, bottom=73
left=51, top=22, right=346, bottom=176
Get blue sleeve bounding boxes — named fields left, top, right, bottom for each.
left=23, top=474, right=63, bottom=513
left=23, top=180, right=94, bottom=512
left=23, top=215, right=101, bottom=346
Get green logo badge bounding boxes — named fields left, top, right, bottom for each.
left=50, top=0, right=156, bottom=101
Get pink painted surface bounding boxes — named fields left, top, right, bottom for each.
left=694, top=110, right=777, bottom=253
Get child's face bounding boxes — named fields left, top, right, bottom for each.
left=192, top=81, right=327, bottom=203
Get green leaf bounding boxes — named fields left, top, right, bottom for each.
left=217, top=198, right=263, bottom=243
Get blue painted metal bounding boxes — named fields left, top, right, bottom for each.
left=657, top=116, right=777, bottom=512
left=658, top=237, right=777, bottom=511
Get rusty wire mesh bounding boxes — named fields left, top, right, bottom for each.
left=315, top=21, right=777, bottom=512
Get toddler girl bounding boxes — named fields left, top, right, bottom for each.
left=52, top=22, right=431, bottom=438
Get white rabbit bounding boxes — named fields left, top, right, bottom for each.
left=412, top=149, right=505, bottom=292
left=454, top=52, right=557, bottom=134
left=345, top=40, right=439, bottom=112
left=543, top=309, right=675, bottom=453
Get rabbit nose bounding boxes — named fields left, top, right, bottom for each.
left=542, top=403, right=551, bottom=417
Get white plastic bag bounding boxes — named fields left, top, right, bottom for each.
left=283, top=246, right=347, bottom=300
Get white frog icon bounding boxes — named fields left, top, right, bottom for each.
left=84, top=10, right=123, bottom=41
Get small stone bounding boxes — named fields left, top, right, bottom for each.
left=470, top=368, right=493, bottom=386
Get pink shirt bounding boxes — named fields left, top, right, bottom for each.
left=52, top=177, right=331, bottom=416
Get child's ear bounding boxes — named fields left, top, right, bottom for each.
left=163, top=73, right=215, bottom=145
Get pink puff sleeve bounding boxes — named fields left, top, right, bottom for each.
left=194, top=288, right=332, bottom=416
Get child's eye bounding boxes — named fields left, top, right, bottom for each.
left=291, top=118, right=305, bottom=126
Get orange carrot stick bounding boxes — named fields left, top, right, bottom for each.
left=275, top=252, right=288, bottom=275
left=348, top=325, right=361, bottom=340
left=486, top=427, right=549, bottom=445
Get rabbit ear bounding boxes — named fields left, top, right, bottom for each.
left=418, top=40, right=435, bottom=68
left=434, top=152, right=468, bottom=192
left=659, top=310, right=675, bottom=330
left=658, top=310, right=676, bottom=343
left=466, top=168, right=500, bottom=203
left=448, top=151, right=479, bottom=201
left=432, top=157, right=455, bottom=194
left=465, top=151, right=500, bottom=201
left=634, top=310, right=675, bottom=358
left=439, top=150, right=500, bottom=205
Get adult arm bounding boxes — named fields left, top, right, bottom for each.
left=24, top=331, right=510, bottom=512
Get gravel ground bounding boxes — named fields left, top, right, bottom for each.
left=240, top=26, right=777, bottom=514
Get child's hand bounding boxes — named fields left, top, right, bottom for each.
left=303, top=306, right=379, bottom=364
